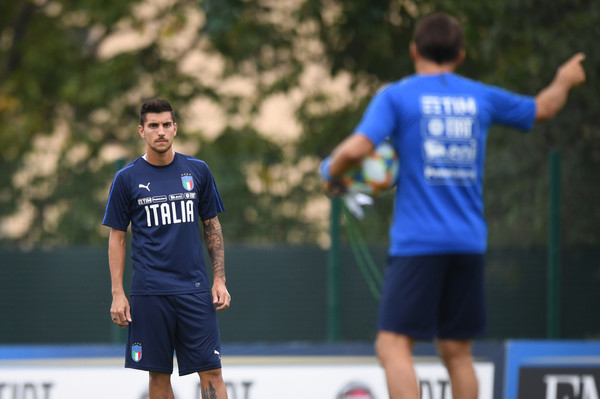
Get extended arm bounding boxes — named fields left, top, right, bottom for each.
left=535, top=53, right=586, bottom=121
left=202, top=216, right=231, bottom=311
left=108, top=227, right=131, bottom=327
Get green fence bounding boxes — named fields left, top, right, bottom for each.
left=0, top=245, right=598, bottom=344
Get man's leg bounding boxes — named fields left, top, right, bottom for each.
left=436, top=339, right=478, bottom=399
left=375, top=331, right=419, bottom=399
left=149, top=372, right=174, bottom=399
left=198, top=368, right=228, bottom=399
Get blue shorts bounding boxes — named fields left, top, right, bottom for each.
left=377, top=254, right=487, bottom=340
left=126, top=292, right=222, bottom=376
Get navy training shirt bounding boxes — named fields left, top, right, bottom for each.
left=102, top=153, right=225, bottom=295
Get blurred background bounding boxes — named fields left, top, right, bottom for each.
left=0, top=0, right=599, bottom=346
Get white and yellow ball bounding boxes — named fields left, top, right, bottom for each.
left=343, top=142, right=399, bottom=196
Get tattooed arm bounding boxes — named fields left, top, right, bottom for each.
left=202, top=216, right=231, bottom=311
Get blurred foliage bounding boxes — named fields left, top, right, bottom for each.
left=0, top=0, right=598, bottom=248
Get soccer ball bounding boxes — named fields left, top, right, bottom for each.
left=343, top=142, right=399, bottom=196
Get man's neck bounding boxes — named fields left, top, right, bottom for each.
left=144, top=149, right=175, bottom=166
left=414, top=59, right=456, bottom=75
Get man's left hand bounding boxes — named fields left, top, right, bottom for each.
left=212, top=280, right=231, bottom=311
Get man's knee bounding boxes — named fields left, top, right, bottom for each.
left=436, top=339, right=473, bottom=366
left=149, top=372, right=171, bottom=384
left=199, top=368, right=224, bottom=383
left=149, top=371, right=173, bottom=394
left=375, top=331, right=414, bottom=365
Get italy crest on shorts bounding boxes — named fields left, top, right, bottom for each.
left=131, top=344, right=142, bottom=362
left=181, top=176, right=194, bottom=191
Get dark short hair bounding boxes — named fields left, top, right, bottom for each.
left=413, top=13, right=464, bottom=64
left=140, top=98, right=175, bottom=126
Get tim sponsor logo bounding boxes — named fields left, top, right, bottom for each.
left=420, top=95, right=478, bottom=116
left=518, top=367, right=600, bottom=399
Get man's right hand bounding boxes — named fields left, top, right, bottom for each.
left=110, top=292, right=132, bottom=328
left=323, top=179, right=348, bottom=197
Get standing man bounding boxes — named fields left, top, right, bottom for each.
left=103, top=98, right=231, bottom=399
left=321, top=13, right=585, bottom=399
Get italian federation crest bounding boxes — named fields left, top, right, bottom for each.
left=131, top=344, right=142, bottom=362
left=181, top=176, right=194, bottom=191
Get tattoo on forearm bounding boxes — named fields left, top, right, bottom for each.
left=203, top=217, right=225, bottom=280
left=201, top=382, right=217, bottom=399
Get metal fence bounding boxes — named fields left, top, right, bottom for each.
left=0, top=245, right=598, bottom=344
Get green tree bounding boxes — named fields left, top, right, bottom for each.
left=1, top=0, right=598, bottom=249
left=0, top=0, right=313, bottom=245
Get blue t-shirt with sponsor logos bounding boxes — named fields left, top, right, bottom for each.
left=355, top=73, right=535, bottom=256
left=102, top=153, right=225, bottom=295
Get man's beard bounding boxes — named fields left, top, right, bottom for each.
left=149, top=142, right=172, bottom=154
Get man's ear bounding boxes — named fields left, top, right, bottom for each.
left=454, top=49, right=466, bottom=68
left=409, top=42, right=418, bottom=63
left=138, top=125, right=145, bottom=138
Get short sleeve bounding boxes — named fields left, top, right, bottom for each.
left=102, top=169, right=131, bottom=231
left=487, top=85, right=536, bottom=131
left=353, top=86, right=398, bottom=145
left=196, top=163, right=225, bottom=221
